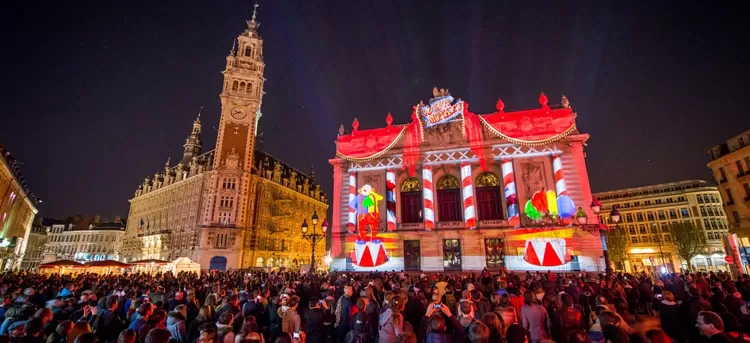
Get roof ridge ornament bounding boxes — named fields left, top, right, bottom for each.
left=246, top=2, right=260, bottom=31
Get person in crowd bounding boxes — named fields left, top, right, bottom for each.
left=657, top=291, right=681, bottom=342
left=379, top=296, right=405, bottom=343
left=235, top=315, right=263, bottom=343
left=67, top=322, right=91, bottom=343
left=521, top=291, right=550, bottom=343
left=93, top=295, right=125, bottom=343
left=215, top=312, right=235, bottom=343
left=334, top=286, right=354, bottom=343
left=187, top=306, right=213, bottom=343
left=116, top=330, right=135, bottom=343
left=695, top=311, right=734, bottom=343
left=46, top=320, right=73, bottom=343
left=480, top=313, right=504, bottom=343
left=167, top=304, right=188, bottom=343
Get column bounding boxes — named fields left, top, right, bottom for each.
left=422, top=166, right=435, bottom=231
left=552, top=154, right=568, bottom=196
left=385, top=169, right=396, bottom=232
left=348, top=172, right=356, bottom=233
left=501, top=158, right=519, bottom=226
left=460, top=162, right=476, bottom=229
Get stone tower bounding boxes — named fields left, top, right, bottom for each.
left=181, top=109, right=203, bottom=165
left=195, top=4, right=266, bottom=269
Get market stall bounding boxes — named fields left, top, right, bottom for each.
left=170, top=257, right=201, bottom=275
left=128, top=259, right=171, bottom=274
left=85, top=260, right=131, bottom=275
left=39, top=260, right=86, bottom=275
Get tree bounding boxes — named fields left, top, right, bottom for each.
left=604, top=228, right=629, bottom=271
left=669, top=222, right=708, bottom=271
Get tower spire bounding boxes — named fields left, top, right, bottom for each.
left=246, top=2, right=260, bottom=32
left=197, top=106, right=203, bottom=120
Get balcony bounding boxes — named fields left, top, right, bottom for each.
left=204, top=222, right=239, bottom=229
left=437, top=221, right=464, bottom=229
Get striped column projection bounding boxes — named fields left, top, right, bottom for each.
left=422, top=166, right=435, bottom=231
left=552, top=154, right=568, bottom=196
left=460, top=162, right=476, bottom=229
left=347, top=172, right=356, bottom=233
left=385, top=169, right=397, bottom=231
left=501, top=158, right=520, bottom=226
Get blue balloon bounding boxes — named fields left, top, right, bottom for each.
left=557, top=195, right=576, bottom=218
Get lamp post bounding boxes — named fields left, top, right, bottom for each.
left=576, top=198, right=620, bottom=275
left=301, top=211, right=327, bottom=273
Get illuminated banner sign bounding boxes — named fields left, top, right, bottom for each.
left=422, top=96, right=464, bottom=127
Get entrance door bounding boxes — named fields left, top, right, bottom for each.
left=443, top=239, right=462, bottom=271
left=209, top=256, right=227, bottom=271
left=404, top=240, right=421, bottom=271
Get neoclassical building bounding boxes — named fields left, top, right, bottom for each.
left=122, top=9, right=327, bottom=270
left=43, top=216, right=127, bottom=263
left=0, top=145, right=40, bottom=271
left=330, top=91, right=603, bottom=272
left=594, top=180, right=730, bottom=273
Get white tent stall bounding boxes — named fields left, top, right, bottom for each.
left=171, top=257, right=201, bottom=275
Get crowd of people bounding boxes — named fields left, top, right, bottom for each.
left=0, top=267, right=748, bottom=343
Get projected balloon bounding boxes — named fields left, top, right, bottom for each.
left=556, top=195, right=576, bottom=218
left=525, top=200, right=542, bottom=221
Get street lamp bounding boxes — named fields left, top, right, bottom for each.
left=575, top=198, right=620, bottom=275
left=301, top=211, right=327, bottom=273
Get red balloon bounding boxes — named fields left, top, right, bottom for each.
left=531, top=191, right=547, bottom=213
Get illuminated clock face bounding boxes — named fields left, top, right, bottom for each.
left=231, top=107, right=247, bottom=120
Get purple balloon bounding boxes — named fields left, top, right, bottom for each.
left=557, top=195, right=576, bottom=218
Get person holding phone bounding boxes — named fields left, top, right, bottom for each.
left=305, top=298, right=326, bottom=343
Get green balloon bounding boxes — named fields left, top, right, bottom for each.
left=525, top=200, right=542, bottom=220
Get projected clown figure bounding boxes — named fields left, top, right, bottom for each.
left=349, top=184, right=383, bottom=243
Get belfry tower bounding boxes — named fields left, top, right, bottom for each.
left=195, top=4, right=266, bottom=269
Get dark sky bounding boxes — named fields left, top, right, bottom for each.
left=1, top=1, right=748, bottom=220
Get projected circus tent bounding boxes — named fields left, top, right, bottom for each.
left=329, top=89, right=604, bottom=271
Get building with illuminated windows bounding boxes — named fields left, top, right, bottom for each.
left=42, top=216, right=126, bottom=263
left=121, top=8, right=327, bottom=270
left=0, top=145, right=40, bottom=271
left=330, top=90, right=604, bottom=272
left=594, top=180, right=729, bottom=273
left=708, top=130, right=750, bottom=239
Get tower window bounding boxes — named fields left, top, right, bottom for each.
left=246, top=83, right=252, bottom=95
left=239, top=82, right=246, bottom=93
left=234, top=127, right=239, bottom=134
left=245, top=46, right=252, bottom=57
left=232, top=81, right=239, bottom=91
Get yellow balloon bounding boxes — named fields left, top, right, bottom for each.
left=546, top=190, right=558, bottom=215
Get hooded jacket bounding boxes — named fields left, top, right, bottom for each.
left=166, top=311, right=187, bottom=343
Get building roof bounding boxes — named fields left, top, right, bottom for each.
left=253, top=149, right=326, bottom=199
left=594, top=180, right=716, bottom=201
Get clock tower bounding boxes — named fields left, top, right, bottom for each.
left=196, top=4, right=266, bottom=269
left=215, top=3, right=265, bottom=170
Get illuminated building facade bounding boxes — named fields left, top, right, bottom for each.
left=330, top=90, right=604, bottom=272
left=595, top=180, right=729, bottom=273
left=708, top=129, right=750, bottom=270
left=43, top=216, right=126, bottom=263
left=122, top=9, right=327, bottom=270
left=0, top=145, right=40, bottom=270
left=19, top=219, right=47, bottom=271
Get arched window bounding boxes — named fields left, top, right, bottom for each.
left=232, top=81, right=239, bottom=91
left=245, top=46, right=252, bottom=57
left=400, top=178, right=423, bottom=224
left=239, top=82, right=246, bottom=93
left=245, top=83, right=252, bottom=95
left=475, top=172, right=504, bottom=220
left=437, top=175, right=462, bottom=222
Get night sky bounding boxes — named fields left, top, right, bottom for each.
left=1, top=1, right=748, bottom=220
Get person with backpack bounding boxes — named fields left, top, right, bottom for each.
left=440, top=286, right=458, bottom=317
left=345, top=312, right=369, bottom=343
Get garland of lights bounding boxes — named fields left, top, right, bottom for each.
left=477, top=116, right=577, bottom=146
left=336, top=126, right=407, bottom=162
